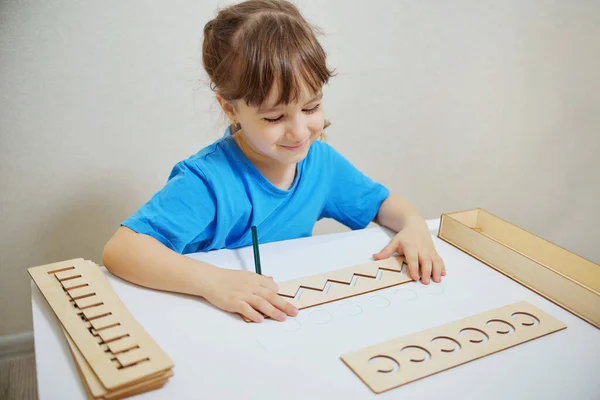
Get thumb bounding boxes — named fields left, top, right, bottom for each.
left=373, top=240, right=398, bottom=260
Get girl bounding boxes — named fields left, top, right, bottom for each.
left=102, top=0, right=446, bottom=323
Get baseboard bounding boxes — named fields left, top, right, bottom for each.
left=0, top=331, right=34, bottom=360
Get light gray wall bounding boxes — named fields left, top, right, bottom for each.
left=1, top=0, right=598, bottom=336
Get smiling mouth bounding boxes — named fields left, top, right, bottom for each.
left=280, top=141, right=308, bottom=150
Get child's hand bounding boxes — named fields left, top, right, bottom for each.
left=202, top=268, right=298, bottom=323
left=373, top=216, right=446, bottom=284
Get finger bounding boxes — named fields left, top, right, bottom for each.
left=258, top=275, right=279, bottom=291
left=441, top=257, right=447, bottom=276
left=257, top=288, right=298, bottom=316
left=420, top=254, right=432, bottom=285
left=373, top=240, right=398, bottom=260
left=431, top=255, right=442, bottom=283
left=237, top=301, right=264, bottom=323
left=404, top=246, right=419, bottom=281
left=250, top=295, right=286, bottom=322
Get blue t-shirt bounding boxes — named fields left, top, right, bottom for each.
left=122, top=128, right=390, bottom=254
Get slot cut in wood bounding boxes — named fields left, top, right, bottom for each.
left=29, top=258, right=174, bottom=399
left=340, top=301, right=566, bottom=394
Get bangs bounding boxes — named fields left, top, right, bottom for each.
left=219, top=13, right=335, bottom=107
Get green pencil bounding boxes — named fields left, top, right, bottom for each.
left=251, top=225, right=262, bottom=275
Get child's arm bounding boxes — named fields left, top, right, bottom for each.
left=372, top=194, right=446, bottom=284
left=102, top=226, right=298, bottom=322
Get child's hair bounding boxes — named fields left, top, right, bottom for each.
left=202, top=0, right=335, bottom=113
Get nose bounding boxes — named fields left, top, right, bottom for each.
left=286, top=115, right=311, bottom=143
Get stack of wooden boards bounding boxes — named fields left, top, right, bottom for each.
left=28, top=258, right=174, bottom=399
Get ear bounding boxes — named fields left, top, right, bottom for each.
left=216, top=94, right=237, bottom=121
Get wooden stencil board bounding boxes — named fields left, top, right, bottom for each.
left=243, top=255, right=410, bottom=321
left=340, top=301, right=566, bottom=394
left=28, top=258, right=174, bottom=398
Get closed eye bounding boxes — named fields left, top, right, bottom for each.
left=263, top=104, right=321, bottom=124
left=264, top=115, right=284, bottom=123
left=303, top=104, right=321, bottom=114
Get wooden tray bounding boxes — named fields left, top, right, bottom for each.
left=438, top=208, right=600, bottom=328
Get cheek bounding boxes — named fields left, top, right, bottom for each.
left=308, top=111, right=325, bottom=132
left=264, top=125, right=286, bottom=142
left=248, top=124, right=284, bottom=148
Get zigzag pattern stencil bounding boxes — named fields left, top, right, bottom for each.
left=277, top=255, right=410, bottom=309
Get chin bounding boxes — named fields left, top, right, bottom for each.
left=280, top=151, right=309, bottom=165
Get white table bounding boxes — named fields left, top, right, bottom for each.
left=31, top=219, right=600, bottom=399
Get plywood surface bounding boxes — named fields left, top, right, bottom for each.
left=439, top=210, right=600, bottom=328
left=28, top=258, right=174, bottom=398
left=243, top=255, right=410, bottom=321
left=341, top=301, right=567, bottom=393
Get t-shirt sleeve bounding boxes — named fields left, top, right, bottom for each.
left=121, top=160, right=216, bottom=253
left=320, top=144, right=390, bottom=229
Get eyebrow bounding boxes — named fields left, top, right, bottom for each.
left=258, top=93, right=323, bottom=114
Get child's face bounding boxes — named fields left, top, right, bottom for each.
left=233, top=83, right=325, bottom=166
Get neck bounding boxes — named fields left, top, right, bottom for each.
left=232, top=130, right=297, bottom=190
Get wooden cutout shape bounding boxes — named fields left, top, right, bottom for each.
left=90, top=314, right=121, bottom=331
left=243, top=256, right=410, bottom=322
left=28, top=258, right=174, bottom=398
left=340, top=301, right=566, bottom=394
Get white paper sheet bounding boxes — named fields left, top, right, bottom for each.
left=32, top=223, right=600, bottom=399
